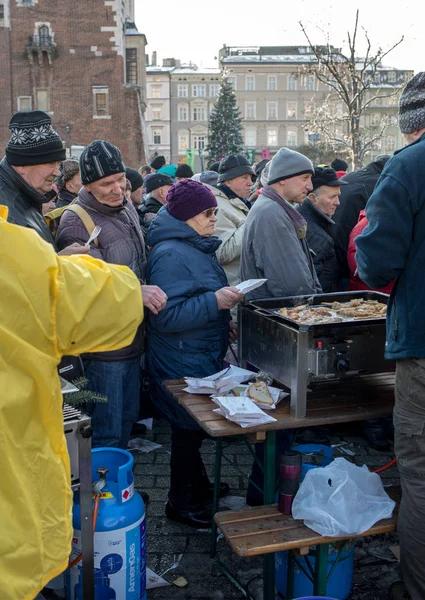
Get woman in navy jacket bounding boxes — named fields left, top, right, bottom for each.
left=146, top=179, right=242, bottom=528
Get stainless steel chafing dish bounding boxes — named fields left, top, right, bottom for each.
left=238, top=291, right=393, bottom=418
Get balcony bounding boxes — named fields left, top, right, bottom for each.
left=27, top=34, right=56, bottom=67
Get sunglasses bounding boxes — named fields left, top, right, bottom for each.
left=202, top=208, right=219, bottom=218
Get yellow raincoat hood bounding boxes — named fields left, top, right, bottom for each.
left=0, top=206, right=143, bottom=599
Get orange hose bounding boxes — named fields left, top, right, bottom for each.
left=372, top=457, right=397, bottom=474
left=68, top=494, right=100, bottom=569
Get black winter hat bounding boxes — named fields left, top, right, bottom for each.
left=331, top=158, right=348, bottom=172
left=217, top=154, right=254, bottom=183
left=311, top=166, right=348, bottom=191
left=80, top=140, right=125, bottom=185
left=125, top=167, right=144, bottom=191
left=145, top=173, right=173, bottom=194
left=150, top=155, right=166, bottom=170
left=6, top=110, right=66, bottom=166
left=208, top=161, right=220, bottom=173
left=175, top=163, right=194, bottom=179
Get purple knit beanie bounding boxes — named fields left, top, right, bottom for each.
left=167, top=179, right=217, bottom=221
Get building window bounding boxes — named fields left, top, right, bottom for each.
left=386, top=135, right=396, bottom=151
left=304, top=102, right=313, bottom=117
left=152, top=129, right=162, bottom=145
left=268, top=76, right=277, bottom=91
left=246, top=75, right=255, bottom=91
left=287, top=102, right=297, bottom=119
left=178, top=85, right=188, bottom=98
left=178, top=105, right=188, bottom=121
left=227, top=77, right=236, bottom=90
left=126, top=48, right=138, bottom=85
left=210, top=84, right=219, bottom=97
left=36, top=89, right=49, bottom=111
left=193, top=107, right=206, bottom=121
left=18, top=96, right=32, bottom=111
left=387, top=71, right=396, bottom=83
left=387, top=95, right=398, bottom=106
left=288, top=76, right=297, bottom=91
left=178, top=132, right=189, bottom=152
left=245, top=102, right=256, bottom=119
left=192, top=85, right=206, bottom=97
left=287, top=130, right=298, bottom=147
left=0, top=4, right=4, bottom=25
left=267, top=128, right=278, bottom=147
left=151, top=85, right=161, bottom=99
left=245, top=127, right=257, bottom=147
left=152, top=106, right=161, bottom=120
left=371, top=113, right=381, bottom=126
left=388, top=115, right=397, bottom=126
left=193, top=135, right=206, bottom=150
left=374, top=73, right=381, bottom=84
left=38, top=25, right=50, bottom=46
left=305, top=75, right=315, bottom=91
left=92, top=87, right=110, bottom=118
left=267, top=102, right=277, bottom=120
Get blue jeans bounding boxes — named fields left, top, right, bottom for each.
left=84, top=358, right=140, bottom=449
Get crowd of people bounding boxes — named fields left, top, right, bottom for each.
left=2, top=71, right=425, bottom=600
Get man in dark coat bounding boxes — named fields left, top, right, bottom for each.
left=56, top=159, right=81, bottom=208
left=138, top=172, right=173, bottom=231
left=356, top=72, right=425, bottom=600
left=297, top=166, right=347, bottom=292
left=0, top=110, right=84, bottom=256
left=56, top=140, right=167, bottom=449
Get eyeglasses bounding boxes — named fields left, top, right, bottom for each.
left=202, top=208, right=218, bottom=218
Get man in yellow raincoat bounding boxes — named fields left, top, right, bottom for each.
left=0, top=206, right=144, bottom=600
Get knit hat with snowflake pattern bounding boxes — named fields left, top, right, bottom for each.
left=6, top=110, right=66, bottom=166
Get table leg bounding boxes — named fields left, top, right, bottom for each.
left=263, top=430, right=276, bottom=600
left=210, top=437, right=223, bottom=558
left=286, top=550, right=295, bottom=600
left=78, top=422, right=94, bottom=600
left=314, top=544, right=329, bottom=596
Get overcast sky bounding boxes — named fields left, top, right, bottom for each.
left=135, top=0, right=424, bottom=74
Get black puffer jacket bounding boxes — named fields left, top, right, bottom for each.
left=297, top=198, right=342, bottom=293
left=332, top=158, right=389, bottom=256
left=0, top=157, right=56, bottom=247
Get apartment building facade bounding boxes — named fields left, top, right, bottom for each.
left=146, top=66, right=173, bottom=164
left=0, top=0, right=147, bottom=166
left=219, top=46, right=332, bottom=162
left=220, top=46, right=414, bottom=164
left=170, top=66, right=221, bottom=171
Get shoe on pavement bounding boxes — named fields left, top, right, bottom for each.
left=165, top=499, right=212, bottom=529
left=364, top=423, right=391, bottom=452
left=389, top=581, right=411, bottom=600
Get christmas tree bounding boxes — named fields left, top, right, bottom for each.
left=207, top=77, right=244, bottom=163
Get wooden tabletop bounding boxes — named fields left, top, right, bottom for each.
left=164, top=372, right=395, bottom=438
left=214, top=486, right=400, bottom=557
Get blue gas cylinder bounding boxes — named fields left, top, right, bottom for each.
left=65, top=448, right=147, bottom=600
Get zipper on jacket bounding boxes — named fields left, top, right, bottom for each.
left=392, top=297, right=398, bottom=341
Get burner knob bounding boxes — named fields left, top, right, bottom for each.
left=336, top=357, right=350, bottom=373
left=81, top=424, right=93, bottom=439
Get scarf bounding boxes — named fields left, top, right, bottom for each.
left=261, top=184, right=307, bottom=239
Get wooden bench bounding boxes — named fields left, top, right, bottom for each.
left=215, top=487, right=400, bottom=599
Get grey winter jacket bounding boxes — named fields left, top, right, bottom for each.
left=56, top=188, right=146, bottom=360
left=240, top=192, right=322, bottom=301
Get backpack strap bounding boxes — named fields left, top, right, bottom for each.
left=64, top=204, right=99, bottom=247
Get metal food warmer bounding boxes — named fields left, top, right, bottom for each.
left=238, top=291, right=393, bottom=418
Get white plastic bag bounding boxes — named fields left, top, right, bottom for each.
left=291, top=457, right=395, bottom=536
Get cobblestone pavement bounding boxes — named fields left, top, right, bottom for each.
left=134, top=419, right=400, bottom=600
